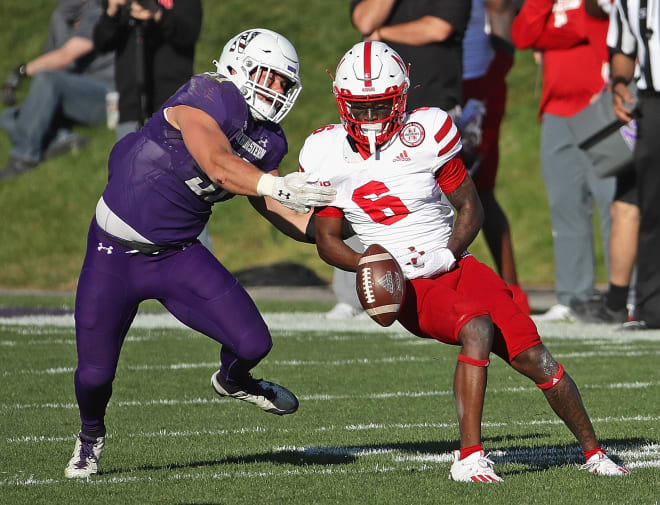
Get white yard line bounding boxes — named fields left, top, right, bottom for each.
left=3, top=382, right=659, bottom=411
left=2, top=312, right=660, bottom=341
left=1, top=440, right=658, bottom=487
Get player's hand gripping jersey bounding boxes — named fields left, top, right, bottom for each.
left=299, top=107, right=467, bottom=278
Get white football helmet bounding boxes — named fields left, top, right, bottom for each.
left=214, top=28, right=302, bottom=123
left=333, top=41, right=409, bottom=153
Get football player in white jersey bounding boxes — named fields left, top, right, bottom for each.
left=300, top=41, right=629, bottom=482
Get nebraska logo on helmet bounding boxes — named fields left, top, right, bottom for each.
left=399, top=122, right=425, bottom=147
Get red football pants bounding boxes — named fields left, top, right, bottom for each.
left=397, top=255, right=541, bottom=363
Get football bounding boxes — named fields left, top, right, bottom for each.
left=356, top=244, right=406, bottom=327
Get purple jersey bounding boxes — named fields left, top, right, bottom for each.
left=102, top=73, right=289, bottom=245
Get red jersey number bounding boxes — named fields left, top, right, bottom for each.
left=352, top=181, right=409, bottom=225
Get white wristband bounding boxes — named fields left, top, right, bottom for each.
left=256, top=173, right=276, bottom=197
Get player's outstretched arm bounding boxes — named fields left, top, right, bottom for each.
left=168, top=105, right=335, bottom=211
left=169, top=105, right=271, bottom=196
left=445, top=176, right=484, bottom=258
left=315, top=215, right=362, bottom=272
left=247, top=171, right=314, bottom=243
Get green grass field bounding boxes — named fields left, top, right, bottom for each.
left=1, top=299, right=658, bottom=505
left=0, top=0, right=608, bottom=290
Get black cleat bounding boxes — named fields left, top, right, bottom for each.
left=211, top=371, right=298, bottom=415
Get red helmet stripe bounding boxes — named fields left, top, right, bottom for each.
left=364, top=41, right=373, bottom=87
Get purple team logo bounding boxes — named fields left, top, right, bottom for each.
left=399, top=122, right=425, bottom=147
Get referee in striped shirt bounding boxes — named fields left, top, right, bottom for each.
left=608, top=0, right=660, bottom=330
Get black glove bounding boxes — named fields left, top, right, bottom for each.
left=2, top=63, right=28, bottom=106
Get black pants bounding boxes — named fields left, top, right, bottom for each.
left=633, top=93, right=660, bottom=326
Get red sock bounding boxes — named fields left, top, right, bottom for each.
left=582, top=446, right=603, bottom=460
left=460, top=444, right=483, bottom=460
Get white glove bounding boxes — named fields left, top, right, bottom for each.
left=401, top=247, right=456, bottom=279
left=257, top=172, right=336, bottom=213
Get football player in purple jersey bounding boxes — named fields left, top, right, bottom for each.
left=65, top=28, right=335, bottom=479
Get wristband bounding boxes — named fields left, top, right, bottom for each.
left=256, top=173, right=275, bottom=197
left=610, top=76, right=630, bottom=89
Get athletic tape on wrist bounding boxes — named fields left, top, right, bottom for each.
left=457, top=354, right=490, bottom=367
left=536, top=362, right=564, bottom=390
left=256, top=173, right=275, bottom=197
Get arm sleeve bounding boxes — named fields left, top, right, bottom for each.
left=434, top=156, right=467, bottom=194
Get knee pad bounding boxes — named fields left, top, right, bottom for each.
left=536, top=362, right=565, bottom=390
left=457, top=354, right=490, bottom=367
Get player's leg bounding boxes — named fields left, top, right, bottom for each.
left=158, top=244, right=297, bottom=415
left=461, top=257, right=629, bottom=475
left=452, top=317, right=503, bottom=482
left=509, top=345, right=629, bottom=475
left=398, top=267, right=502, bottom=482
left=66, top=221, right=140, bottom=478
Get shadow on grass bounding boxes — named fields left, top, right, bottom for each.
left=100, top=435, right=649, bottom=478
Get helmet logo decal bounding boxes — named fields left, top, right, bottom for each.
left=399, top=122, right=425, bottom=147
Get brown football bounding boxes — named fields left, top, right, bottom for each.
left=356, top=244, right=406, bottom=327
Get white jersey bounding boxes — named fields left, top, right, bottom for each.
left=299, top=107, right=464, bottom=270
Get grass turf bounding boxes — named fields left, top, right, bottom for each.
left=0, top=301, right=658, bottom=505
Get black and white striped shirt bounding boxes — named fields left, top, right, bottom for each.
left=608, top=0, right=660, bottom=92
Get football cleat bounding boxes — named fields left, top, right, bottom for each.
left=211, top=371, right=299, bottom=415
left=449, top=450, right=503, bottom=483
left=64, top=432, right=105, bottom=479
left=580, top=451, right=630, bottom=476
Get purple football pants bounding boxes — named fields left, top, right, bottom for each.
left=73, top=220, right=272, bottom=434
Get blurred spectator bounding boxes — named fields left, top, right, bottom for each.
left=569, top=0, right=639, bottom=324
left=324, top=0, right=471, bottom=319
left=463, top=0, right=531, bottom=314
left=512, top=0, right=615, bottom=321
left=0, top=0, right=114, bottom=179
left=607, top=0, right=660, bottom=330
left=93, top=0, right=202, bottom=139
